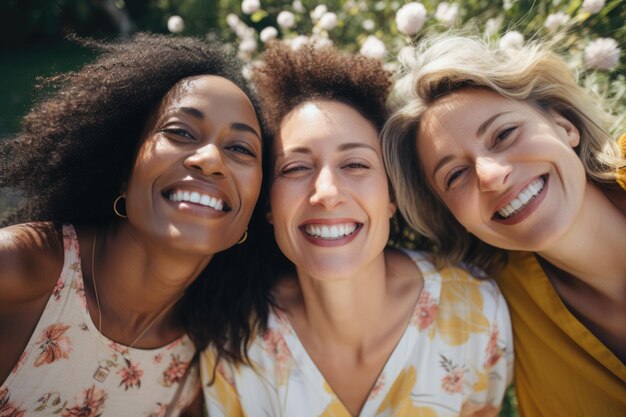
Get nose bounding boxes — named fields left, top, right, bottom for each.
left=309, top=167, right=344, bottom=209
left=475, top=156, right=512, bottom=192
left=184, top=143, right=226, bottom=177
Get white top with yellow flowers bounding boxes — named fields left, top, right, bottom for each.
left=201, top=250, right=513, bottom=417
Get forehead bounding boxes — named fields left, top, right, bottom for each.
left=162, top=75, right=253, bottom=111
left=422, top=88, right=512, bottom=129
left=277, top=100, right=379, bottom=148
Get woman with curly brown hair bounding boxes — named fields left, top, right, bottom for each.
left=0, top=33, right=275, bottom=416
left=201, top=41, right=513, bottom=417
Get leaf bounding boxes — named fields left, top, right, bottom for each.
left=251, top=10, right=268, bottom=23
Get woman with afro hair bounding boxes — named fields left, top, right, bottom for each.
left=201, top=41, right=513, bottom=417
left=0, top=33, right=276, bottom=416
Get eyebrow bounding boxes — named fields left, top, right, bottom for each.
left=431, top=111, right=513, bottom=179
left=432, top=154, right=455, bottom=179
left=231, top=122, right=261, bottom=140
left=177, top=107, right=261, bottom=140
left=476, top=111, right=512, bottom=137
left=275, top=141, right=378, bottom=158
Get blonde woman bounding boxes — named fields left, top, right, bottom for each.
left=382, top=34, right=626, bottom=417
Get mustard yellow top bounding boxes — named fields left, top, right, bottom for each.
left=496, top=137, right=626, bottom=417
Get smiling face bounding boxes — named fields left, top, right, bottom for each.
left=269, top=100, right=395, bottom=280
left=417, top=88, right=584, bottom=251
left=124, top=75, right=262, bottom=255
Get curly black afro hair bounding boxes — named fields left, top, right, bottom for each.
left=0, top=32, right=277, bottom=363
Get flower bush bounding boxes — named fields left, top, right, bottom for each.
left=178, top=0, right=622, bottom=137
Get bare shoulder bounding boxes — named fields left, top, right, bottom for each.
left=0, top=222, right=64, bottom=305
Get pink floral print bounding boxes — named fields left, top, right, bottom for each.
left=61, top=385, right=107, bottom=417
left=0, top=388, right=26, bottom=417
left=411, top=290, right=438, bottom=330
left=52, top=279, right=66, bottom=301
left=484, top=323, right=504, bottom=369
left=262, top=327, right=291, bottom=384
left=34, top=323, right=72, bottom=367
left=162, top=355, right=189, bottom=387
left=440, top=355, right=466, bottom=394
left=118, top=358, right=143, bottom=390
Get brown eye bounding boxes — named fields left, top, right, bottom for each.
left=446, top=168, right=466, bottom=188
left=494, top=127, right=516, bottom=145
left=227, top=144, right=256, bottom=157
left=160, top=128, right=196, bottom=141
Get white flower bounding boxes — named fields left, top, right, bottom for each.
left=235, top=24, right=255, bottom=40
left=498, top=31, right=524, bottom=52
left=289, top=35, right=310, bottom=50
left=260, top=26, right=278, bottom=42
left=435, top=2, right=459, bottom=27
left=395, top=2, right=427, bottom=36
left=239, top=37, right=258, bottom=54
left=544, top=12, right=569, bottom=31
left=362, top=19, right=375, bottom=31
left=552, top=0, right=562, bottom=5
left=292, top=0, right=305, bottom=13
left=311, top=5, right=328, bottom=21
left=319, top=12, right=338, bottom=31
left=277, top=11, right=296, bottom=28
left=360, top=35, right=387, bottom=59
left=226, top=13, right=240, bottom=30
left=242, top=63, right=254, bottom=80
left=485, top=16, right=503, bottom=36
left=503, top=0, right=516, bottom=10
left=397, top=46, right=416, bottom=64
left=167, top=15, right=184, bottom=33
left=582, top=0, right=605, bottom=14
left=241, top=0, right=260, bottom=15
left=383, top=62, right=398, bottom=73
left=312, top=36, right=333, bottom=48
left=584, top=38, right=620, bottom=70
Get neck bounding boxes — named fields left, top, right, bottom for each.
left=84, top=222, right=212, bottom=346
left=290, top=252, right=390, bottom=349
left=537, top=182, right=626, bottom=302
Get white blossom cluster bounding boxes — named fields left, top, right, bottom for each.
left=164, top=1, right=622, bottom=122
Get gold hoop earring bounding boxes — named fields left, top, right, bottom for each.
left=113, top=195, right=128, bottom=218
left=237, top=229, right=248, bottom=244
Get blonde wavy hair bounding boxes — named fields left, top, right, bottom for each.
left=382, top=34, right=624, bottom=272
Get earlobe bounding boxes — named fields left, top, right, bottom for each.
left=549, top=109, right=580, bottom=148
left=266, top=211, right=273, bottom=225
left=389, top=202, right=397, bottom=218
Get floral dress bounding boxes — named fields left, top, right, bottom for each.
left=0, top=225, right=199, bottom=417
left=201, top=250, right=513, bottom=417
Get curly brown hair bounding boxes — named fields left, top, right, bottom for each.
left=252, top=41, right=392, bottom=137
left=0, top=32, right=276, bottom=363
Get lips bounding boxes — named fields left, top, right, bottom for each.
left=302, top=222, right=359, bottom=240
left=495, top=175, right=546, bottom=219
left=164, top=188, right=231, bottom=212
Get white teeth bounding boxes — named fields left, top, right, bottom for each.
left=304, top=223, right=357, bottom=240
left=497, top=177, right=545, bottom=219
left=168, top=190, right=226, bottom=211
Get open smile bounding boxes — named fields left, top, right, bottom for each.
left=493, top=175, right=547, bottom=221
left=303, top=222, right=360, bottom=240
left=163, top=188, right=232, bottom=212
left=299, top=221, right=363, bottom=246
